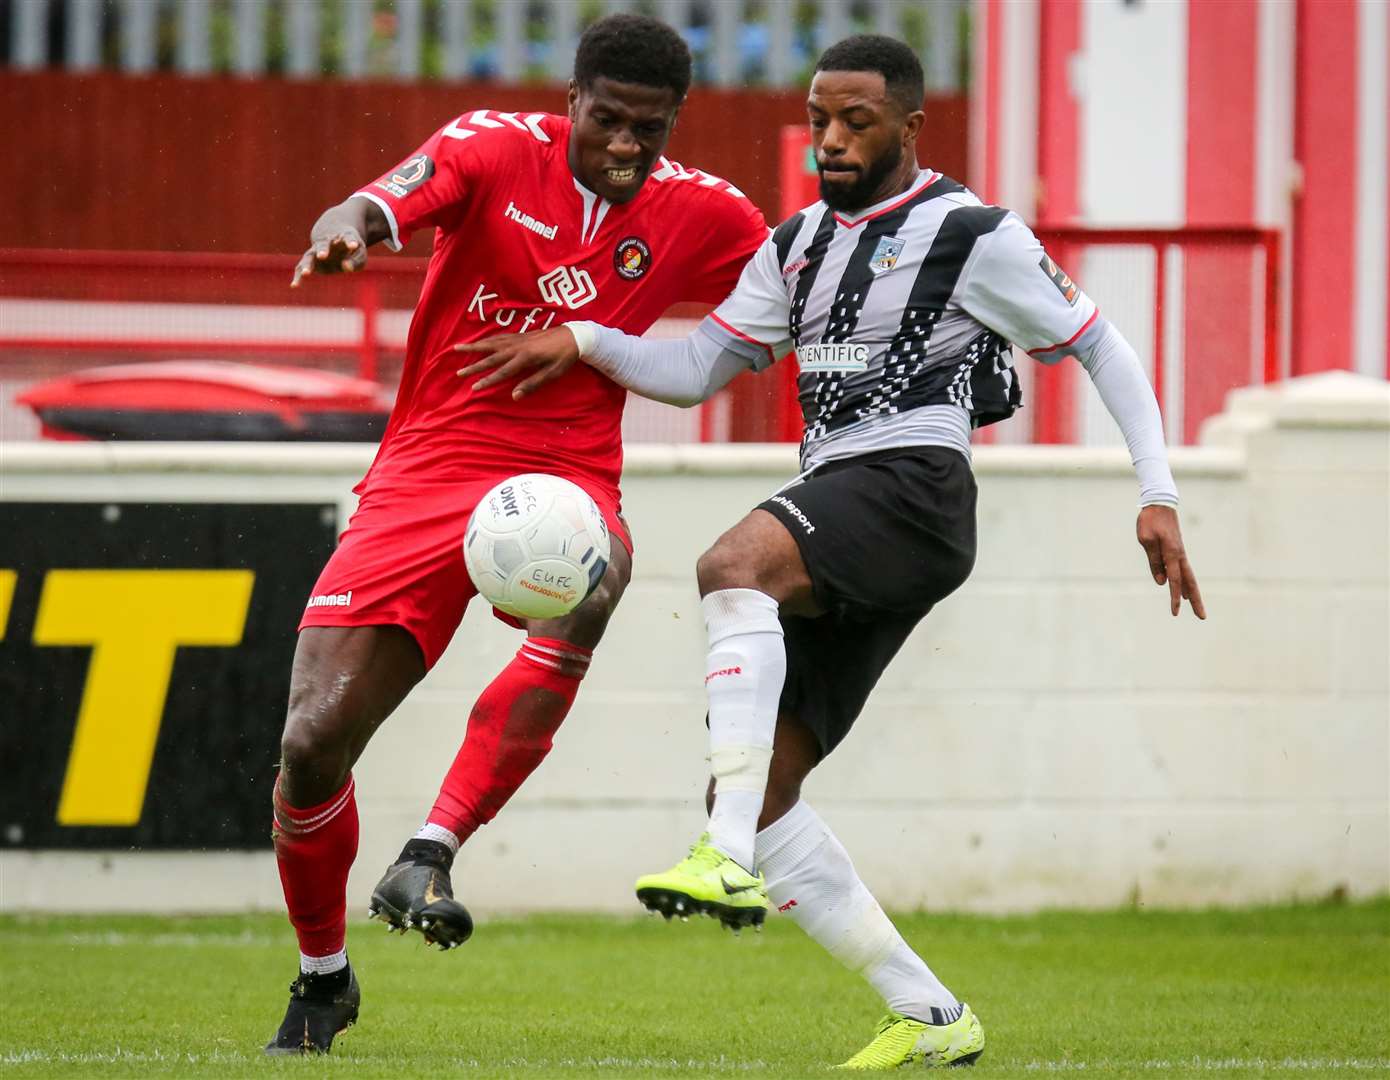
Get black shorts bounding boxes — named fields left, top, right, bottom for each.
left=757, top=446, right=977, bottom=757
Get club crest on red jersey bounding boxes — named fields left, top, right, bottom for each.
left=614, top=237, right=651, bottom=280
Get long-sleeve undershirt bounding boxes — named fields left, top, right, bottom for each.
left=567, top=315, right=1178, bottom=507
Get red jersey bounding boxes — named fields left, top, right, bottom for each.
left=353, top=109, right=768, bottom=500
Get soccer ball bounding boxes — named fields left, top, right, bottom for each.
left=463, top=473, right=611, bottom=620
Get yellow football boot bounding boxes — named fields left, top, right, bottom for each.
left=835, top=1005, right=985, bottom=1069
left=634, top=833, right=767, bottom=930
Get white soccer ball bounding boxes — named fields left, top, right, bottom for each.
left=463, top=473, right=612, bottom=620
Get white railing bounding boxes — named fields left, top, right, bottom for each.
left=5, top=0, right=968, bottom=90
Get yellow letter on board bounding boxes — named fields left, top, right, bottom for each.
left=33, top=570, right=254, bottom=826
left=0, top=570, right=15, bottom=638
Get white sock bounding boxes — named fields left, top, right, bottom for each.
left=300, top=948, right=348, bottom=975
left=413, top=821, right=461, bottom=854
left=756, top=801, right=961, bottom=1024
left=701, top=588, right=786, bottom=871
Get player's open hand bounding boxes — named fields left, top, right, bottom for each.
left=454, top=327, right=581, bottom=400
left=1137, top=505, right=1205, bottom=619
left=291, top=227, right=368, bottom=287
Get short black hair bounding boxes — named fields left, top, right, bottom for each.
left=815, top=34, right=925, bottom=114
left=574, top=15, right=692, bottom=102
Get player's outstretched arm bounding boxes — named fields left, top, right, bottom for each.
left=455, top=321, right=754, bottom=405
left=455, top=233, right=787, bottom=401
left=1073, top=319, right=1205, bottom=620
left=290, top=197, right=392, bottom=287
left=955, top=216, right=1204, bottom=620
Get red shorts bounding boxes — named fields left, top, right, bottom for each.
left=300, top=474, right=632, bottom=670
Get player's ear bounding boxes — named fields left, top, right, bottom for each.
left=903, top=109, right=926, bottom=147
left=567, top=79, right=581, bottom=121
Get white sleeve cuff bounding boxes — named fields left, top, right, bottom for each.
left=564, top=321, right=599, bottom=355
left=351, top=192, right=401, bottom=252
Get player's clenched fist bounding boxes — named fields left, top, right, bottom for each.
left=291, top=227, right=368, bottom=287
left=454, top=327, right=581, bottom=400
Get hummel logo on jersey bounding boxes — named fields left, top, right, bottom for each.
left=504, top=200, right=558, bottom=240
left=537, top=266, right=598, bottom=310
left=778, top=899, right=798, bottom=912
left=306, top=590, right=353, bottom=608
left=795, top=342, right=870, bottom=372
left=721, top=877, right=759, bottom=895
left=768, top=495, right=815, bottom=534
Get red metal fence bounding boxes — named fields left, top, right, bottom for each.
left=0, top=248, right=417, bottom=382
left=1, top=233, right=1280, bottom=447
left=0, top=247, right=780, bottom=444
left=1022, top=226, right=1281, bottom=446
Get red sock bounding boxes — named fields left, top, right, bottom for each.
left=273, top=774, right=359, bottom=959
left=427, top=637, right=591, bottom=841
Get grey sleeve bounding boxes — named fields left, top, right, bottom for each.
left=1072, top=317, right=1179, bottom=507
left=567, top=319, right=758, bottom=408
left=956, top=212, right=1099, bottom=359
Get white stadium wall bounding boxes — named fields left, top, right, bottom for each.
left=1, top=373, right=1386, bottom=916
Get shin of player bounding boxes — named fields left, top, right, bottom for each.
left=424, top=637, right=594, bottom=848
left=629, top=512, right=816, bottom=924
left=700, top=587, right=785, bottom=872
left=758, top=800, right=961, bottom=1026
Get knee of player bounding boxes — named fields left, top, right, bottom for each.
left=695, top=539, right=753, bottom=595
left=541, top=554, right=630, bottom=645
left=581, top=555, right=632, bottom=619
left=278, top=715, right=345, bottom=781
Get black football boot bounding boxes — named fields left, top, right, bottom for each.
left=368, top=838, right=474, bottom=950
left=264, top=964, right=360, bottom=1055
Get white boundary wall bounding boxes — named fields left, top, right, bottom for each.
left=1, top=373, right=1386, bottom=915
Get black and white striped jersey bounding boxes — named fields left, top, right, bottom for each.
left=704, top=170, right=1099, bottom=468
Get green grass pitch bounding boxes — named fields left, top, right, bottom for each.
left=1, top=900, right=1386, bottom=1078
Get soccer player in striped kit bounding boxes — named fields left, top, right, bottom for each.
left=458, top=34, right=1205, bottom=1070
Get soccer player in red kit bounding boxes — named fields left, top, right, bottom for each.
left=265, top=15, right=766, bottom=1055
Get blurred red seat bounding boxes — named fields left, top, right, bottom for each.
left=16, top=360, right=392, bottom=442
